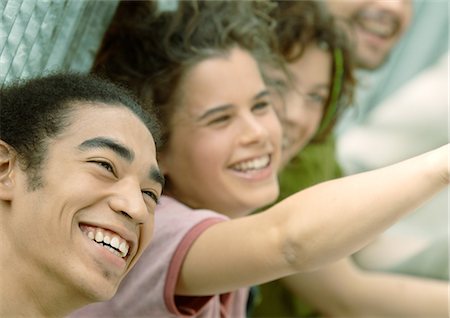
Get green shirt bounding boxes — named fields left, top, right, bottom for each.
left=250, top=136, right=342, bottom=318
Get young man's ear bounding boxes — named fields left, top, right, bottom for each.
left=0, top=140, right=17, bottom=200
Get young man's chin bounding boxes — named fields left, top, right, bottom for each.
left=78, top=278, right=121, bottom=304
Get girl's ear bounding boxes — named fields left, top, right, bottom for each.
left=0, top=140, right=17, bottom=201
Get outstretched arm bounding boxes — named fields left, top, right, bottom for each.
left=176, top=145, right=449, bottom=295
left=281, top=258, right=449, bottom=317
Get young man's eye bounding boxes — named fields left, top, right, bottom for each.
left=98, top=161, right=114, bottom=172
left=89, top=160, right=116, bottom=176
left=142, top=190, right=159, bottom=204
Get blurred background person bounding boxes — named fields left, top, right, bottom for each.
left=250, top=1, right=448, bottom=317
left=333, top=0, right=449, bottom=280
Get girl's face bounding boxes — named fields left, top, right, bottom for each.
left=272, top=44, right=332, bottom=167
left=159, top=47, right=282, bottom=218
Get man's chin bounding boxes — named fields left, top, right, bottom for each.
left=356, top=52, right=391, bottom=70
left=79, top=279, right=119, bottom=304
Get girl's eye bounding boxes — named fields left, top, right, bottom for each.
left=306, top=93, right=327, bottom=106
left=142, top=190, right=159, bottom=204
left=208, top=115, right=231, bottom=125
left=252, top=101, right=270, bottom=112
left=270, top=79, right=288, bottom=93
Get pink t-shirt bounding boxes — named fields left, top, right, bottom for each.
left=69, top=196, right=249, bottom=318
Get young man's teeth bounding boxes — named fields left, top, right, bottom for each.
left=234, top=155, right=269, bottom=171
left=86, top=228, right=129, bottom=258
left=119, top=241, right=129, bottom=256
left=111, top=236, right=120, bottom=249
left=95, top=231, right=104, bottom=243
left=104, top=245, right=123, bottom=258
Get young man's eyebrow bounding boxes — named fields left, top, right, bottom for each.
left=80, top=137, right=164, bottom=187
left=78, top=137, right=134, bottom=162
left=149, top=166, right=165, bottom=189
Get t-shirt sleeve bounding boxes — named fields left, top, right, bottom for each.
left=165, top=218, right=225, bottom=315
left=121, top=197, right=229, bottom=317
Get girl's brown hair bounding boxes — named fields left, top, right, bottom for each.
left=271, top=0, right=356, bottom=141
left=92, top=0, right=283, bottom=149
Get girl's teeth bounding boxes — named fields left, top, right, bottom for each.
left=233, top=156, right=270, bottom=171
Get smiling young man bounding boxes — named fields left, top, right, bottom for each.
left=0, top=73, right=164, bottom=317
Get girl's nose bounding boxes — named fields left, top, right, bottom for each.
left=239, top=113, right=269, bottom=145
left=284, top=90, right=307, bottom=127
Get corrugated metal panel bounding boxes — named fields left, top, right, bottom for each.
left=0, top=0, right=119, bottom=86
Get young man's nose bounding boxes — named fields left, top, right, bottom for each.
left=108, top=180, right=149, bottom=225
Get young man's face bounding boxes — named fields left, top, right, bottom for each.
left=325, top=0, right=412, bottom=70
left=8, top=104, right=162, bottom=303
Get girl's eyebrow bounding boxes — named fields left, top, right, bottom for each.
left=196, top=104, right=233, bottom=122
left=254, top=89, right=270, bottom=100
left=313, top=83, right=331, bottom=90
left=149, top=166, right=165, bottom=189
left=196, top=89, right=271, bottom=122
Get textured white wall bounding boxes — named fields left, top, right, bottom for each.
left=0, top=0, right=119, bottom=86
